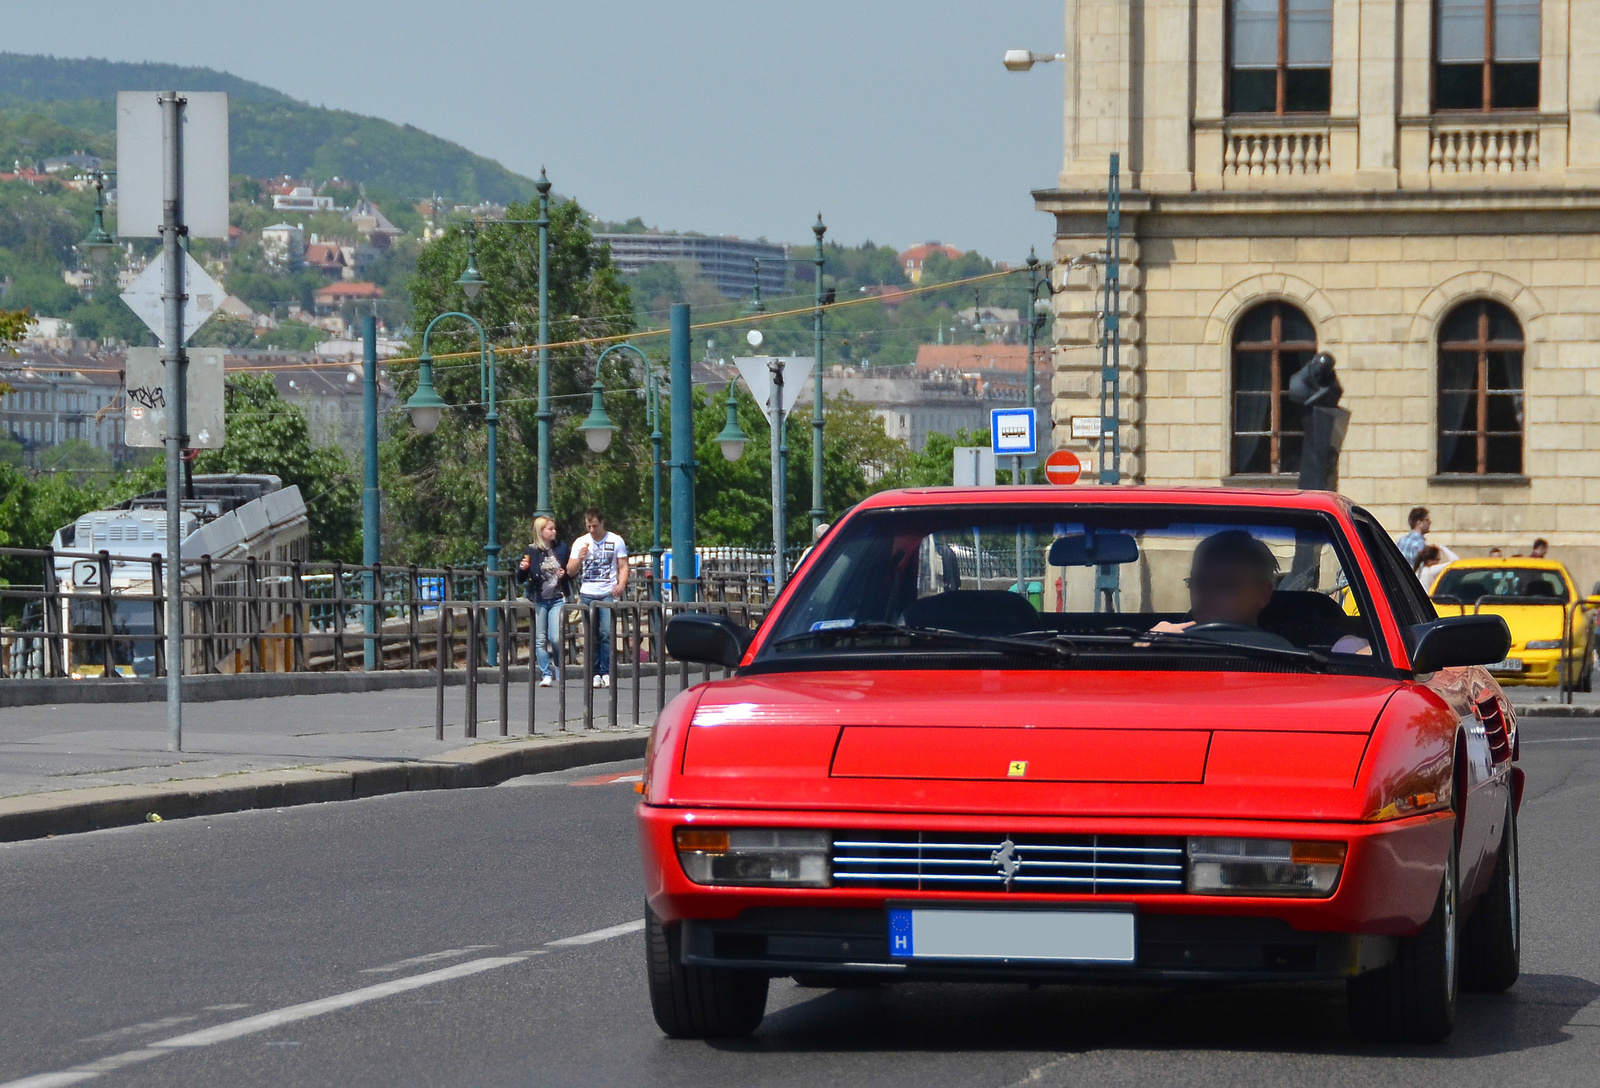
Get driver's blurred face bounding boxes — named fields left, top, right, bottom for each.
left=1186, top=558, right=1275, bottom=626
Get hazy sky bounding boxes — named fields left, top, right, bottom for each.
left=2, top=1, right=1064, bottom=258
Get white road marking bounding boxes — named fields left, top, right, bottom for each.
left=544, top=919, right=645, bottom=947
left=203, top=1003, right=251, bottom=1011
left=77, top=1015, right=196, bottom=1044
left=6, top=921, right=643, bottom=1088
left=0, top=958, right=527, bottom=1088
left=153, top=957, right=528, bottom=1047
left=1522, top=737, right=1600, bottom=744
left=359, top=945, right=495, bottom=973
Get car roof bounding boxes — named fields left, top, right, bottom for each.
left=854, top=485, right=1354, bottom=517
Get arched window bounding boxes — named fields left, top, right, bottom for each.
left=1228, top=0, right=1333, bottom=114
left=1232, top=301, right=1317, bottom=476
left=1438, top=299, right=1525, bottom=476
left=1435, top=0, right=1539, bottom=111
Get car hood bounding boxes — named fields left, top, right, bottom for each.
left=1436, top=600, right=1570, bottom=645
left=655, top=670, right=1403, bottom=819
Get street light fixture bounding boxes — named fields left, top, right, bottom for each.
left=1002, top=49, right=1067, bottom=72
left=455, top=222, right=487, bottom=299
left=406, top=349, right=448, bottom=435
left=716, top=385, right=749, bottom=463
left=578, top=376, right=616, bottom=452
left=80, top=171, right=116, bottom=252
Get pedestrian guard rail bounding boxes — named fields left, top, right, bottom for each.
left=0, top=545, right=777, bottom=731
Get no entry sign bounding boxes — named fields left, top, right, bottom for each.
left=1043, top=448, right=1083, bottom=485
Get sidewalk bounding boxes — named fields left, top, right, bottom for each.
left=0, top=678, right=657, bottom=842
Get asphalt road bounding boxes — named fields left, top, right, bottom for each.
left=4, top=722, right=1600, bottom=1088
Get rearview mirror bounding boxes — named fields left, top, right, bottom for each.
left=1407, top=615, right=1511, bottom=674
left=664, top=612, right=753, bottom=669
left=1048, top=531, right=1139, bottom=567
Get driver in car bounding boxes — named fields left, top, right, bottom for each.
left=1150, top=530, right=1370, bottom=654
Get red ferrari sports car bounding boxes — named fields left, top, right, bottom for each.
left=640, top=487, right=1519, bottom=1043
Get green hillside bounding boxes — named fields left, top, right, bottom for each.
left=0, top=53, right=537, bottom=205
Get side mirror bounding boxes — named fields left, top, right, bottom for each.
left=1407, top=615, right=1511, bottom=674
left=664, top=612, right=752, bottom=669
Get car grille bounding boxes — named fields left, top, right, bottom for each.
left=831, top=831, right=1187, bottom=894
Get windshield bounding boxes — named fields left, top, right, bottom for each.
left=1433, top=566, right=1568, bottom=604
left=760, top=503, right=1386, bottom=673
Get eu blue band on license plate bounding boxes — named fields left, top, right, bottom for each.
left=887, top=908, right=1136, bottom=963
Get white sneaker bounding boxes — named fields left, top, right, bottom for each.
left=538, top=675, right=553, bottom=688
left=592, top=674, right=604, bottom=688
left=601, top=674, right=611, bottom=688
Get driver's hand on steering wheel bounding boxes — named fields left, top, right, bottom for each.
left=1148, top=620, right=1195, bottom=635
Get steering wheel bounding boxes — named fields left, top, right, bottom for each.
left=1183, top=621, right=1298, bottom=651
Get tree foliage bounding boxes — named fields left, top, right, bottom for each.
left=194, top=374, right=361, bottom=561
left=384, top=196, right=637, bottom=564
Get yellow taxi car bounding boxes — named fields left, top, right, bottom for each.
left=1427, top=558, right=1598, bottom=690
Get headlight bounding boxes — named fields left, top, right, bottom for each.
left=1525, top=640, right=1562, bottom=650
left=1187, top=837, right=1346, bottom=898
left=674, top=827, right=831, bottom=887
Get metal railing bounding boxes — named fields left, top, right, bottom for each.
left=1, top=545, right=774, bottom=730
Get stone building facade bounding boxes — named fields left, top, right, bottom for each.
left=1036, top=0, right=1600, bottom=581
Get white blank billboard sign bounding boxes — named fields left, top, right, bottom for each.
left=116, top=91, right=230, bottom=239
left=124, top=347, right=227, bottom=449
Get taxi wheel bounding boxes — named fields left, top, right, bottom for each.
left=646, top=907, right=768, bottom=1039
left=1347, top=837, right=1458, bottom=1043
left=1461, top=799, right=1520, bottom=992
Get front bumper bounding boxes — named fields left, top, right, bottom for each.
left=639, top=806, right=1454, bottom=952
left=1491, top=649, right=1578, bottom=687
left=679, top=906, right=1397, bottom=982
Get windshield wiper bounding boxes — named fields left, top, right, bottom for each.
left=1013, top=627, right=1329, bottom=670
left=771, top=622, right=1072, bottom=661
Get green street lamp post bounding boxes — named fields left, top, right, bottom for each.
left=810, top=214, right=826, bottom=531
left=439, top=173, right=555, bottom=516
left=535, top=170, right=554, bottom=517
left=404, top=310, right=504, bottom=659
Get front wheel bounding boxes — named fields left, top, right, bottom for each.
left=1461, top=798, right=1520, bottom=992
left=646, top=906, right=768, bottom=1039
left=1347, top=837, right=1458, bottom=1043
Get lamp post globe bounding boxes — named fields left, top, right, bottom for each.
left=1003, top=49, right=1036, bottom=71
left=405, top=350, right=448, bottom=435
left=455, top=223, right=487, bottom=299
left=578, top=380, right=616, bottom=453
left=715, top=391, right=748, bottom=463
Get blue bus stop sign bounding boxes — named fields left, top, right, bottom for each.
left=991, top=407, right=1037, bottom=457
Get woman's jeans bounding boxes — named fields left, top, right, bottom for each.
left=533, top=598, right=562, bottom=680
left=580, top=593, right=615, bottom=677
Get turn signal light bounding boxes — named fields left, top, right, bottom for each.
left=1188, top=837, right=1346, bottom=898
left=674, top=827, right=830, bottom=887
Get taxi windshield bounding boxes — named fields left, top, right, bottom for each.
left=761, top=504, right=1386, bottom=673
left=1433, top=566, right=1569, bottom=604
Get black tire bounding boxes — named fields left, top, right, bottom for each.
left=1347, top=836, right=1458, bottom=1043
left=646, top=907, right=768, bottom=1039
left=1580, top=650, right=1594, bottom=693
left=1461, top=799, right=1520, bottom=992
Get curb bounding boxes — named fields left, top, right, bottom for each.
left=0, top=728, right=650, bottom=845
left=0, top=670, right=497, bottom=709
left=1512, top=704, right=1600, bottom=717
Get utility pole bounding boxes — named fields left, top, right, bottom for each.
left=1096, top=153, right=1123, bottom=612
left=768, top=356, right=786, bottom=594
left=668, top=305, right=696, bottom=601
left=361, top=315, right=380, bottom=670
left=159, top=92, right=187, bottom=753
left=810, top=214, right=826, bottom=531
left=535, top=169, right=553, bottom=516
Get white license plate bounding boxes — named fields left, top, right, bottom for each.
left=1488, top=658, right=1525, bottom=673
left=888, top=908, right=1135, bottom=963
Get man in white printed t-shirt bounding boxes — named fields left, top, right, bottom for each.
left=566, top=507, right=629, bottom=687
